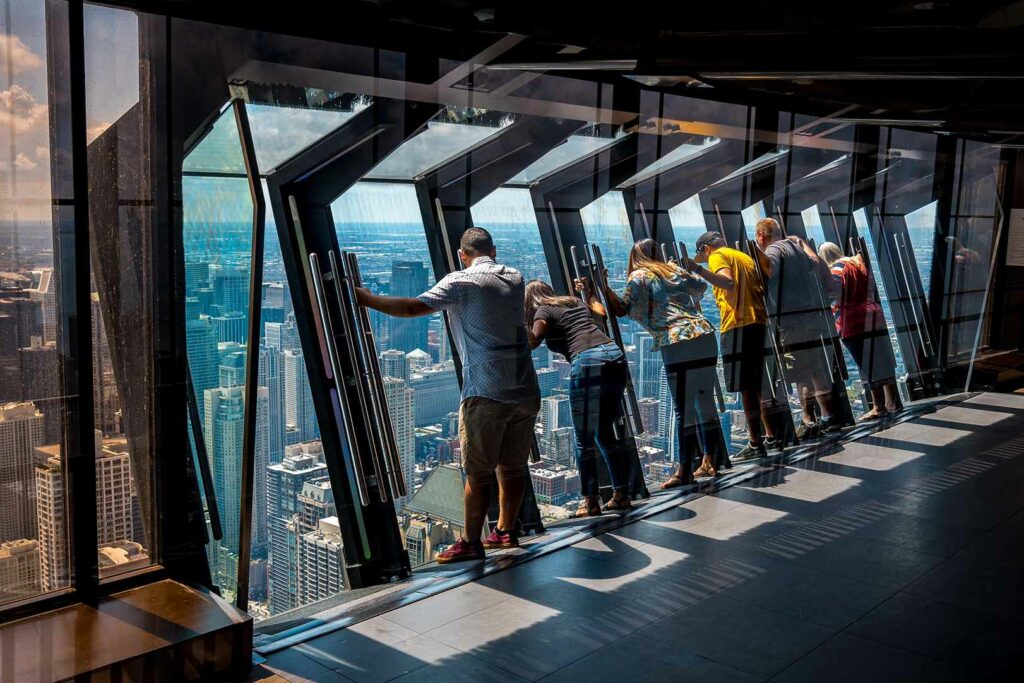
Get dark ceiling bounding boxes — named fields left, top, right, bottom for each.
left=129, top=0, right=1024, bottom=138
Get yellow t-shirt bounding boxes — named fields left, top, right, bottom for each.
left=707, top=247, right=767, bottom=333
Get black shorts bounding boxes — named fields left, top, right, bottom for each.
left=720, top=323, right=767, bottom=393
left=842, top=329, right=897, bottom=386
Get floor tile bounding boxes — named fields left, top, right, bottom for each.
left=846, top=593, right=987, bottom=658
left=636, top=594, right=835, bottom=679
left=539, top=633, right=760, bottom=683
left=381, top=582, right=510, bottom=633
left=771, top=632, right=930, bottom=683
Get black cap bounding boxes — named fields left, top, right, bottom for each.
left=696, top=231, right=725, bottom=252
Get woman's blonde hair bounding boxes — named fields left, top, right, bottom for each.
left=524, top=279, right=580, bottom=321
left=627, top=238, right=679, bottom=280
left=817, top=241, right=845, bottom=266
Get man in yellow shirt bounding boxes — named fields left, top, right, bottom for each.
left=689, top=231, right=776, bottom=461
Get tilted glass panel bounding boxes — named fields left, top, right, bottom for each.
left=905, top=200, right=937, bottom=299
left=331, top=182, right=463, bottom=569
left=581, top=191, right=689, bottom=484
left=471, top=187, right=575, bottom=523
left=84, top=2, right=156, bottom=579
left=364, top=113, right=512, bottom=180
left=0, top=0, right=74, bottom=607
left=184, top=104, right=364, bottom=175
left=507, top=131, right=623, bottom=184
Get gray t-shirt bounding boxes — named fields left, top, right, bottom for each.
left=764, top=238, right=826, bottom=330
left=417, top=256, right=539, bottom=404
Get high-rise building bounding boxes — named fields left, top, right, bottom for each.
left=637, top=397, right=660, bottom=436
left=186, top=317, right=219, bottom=424
left=541, top=394, right=572, bottom=439
left=34, top=445, right=66, bottom=592
left=266, top=442, right=326, bottom=615
left=408, top=362, right=459, bottom=426
left=536, top=367, right=560, bottom=397
left=381, top=349, right=409, bottom=380
left=634, top=332, right=662, bottom=400
left=387, top=262, right=429, bottom=353
left=284, top=350, right=316, bottom=443
left=253, top=386, right=270, bottom=556
left=19, top=337, right=60, bottom=445
left=212, top=312, right=247, bottom=344
left=547, top=426, right=576, bottom=467
left=95, top=437, right=135, bottom=546
left=0, top=540, right=40, bottom=603
left=211, top=266, right=248, bottom=316
left=297, top=516, right=344, bottom=606
left=28, top=269, right=55, bottom=344
left=0, top=402, right=43, bottom=542
left=406, top=348, right=431, bottom=374
left=204, top=387, right=244, bottom=554
left=259, top=345, right=285, bottom=465
left=532, top=345, right=550, bottom=370
left=382, top=377, right=415, bottom=511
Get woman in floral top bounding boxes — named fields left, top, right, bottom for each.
left=604, top=238, right=729, bottom=487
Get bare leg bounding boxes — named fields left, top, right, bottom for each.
left=883, top=382, right=903, bottom=413
left=798, top=384, right=816, bottom=424
left=741, top=389, right=769, bottom=444
left=495, top=465, right=526, bottom=532
left=812, top=374, right=834, bottom=420
left=463, top=475, right=492, bottom=542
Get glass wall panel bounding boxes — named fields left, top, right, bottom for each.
left=0, top=0, right=73, bottom=607
left=331, top=181, right=464, bottom=569
left=83, top=3, right=155, bottom=579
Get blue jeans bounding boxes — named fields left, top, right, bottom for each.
left=662, top=333, right=728, bottom=477
left=569, top=343, right=631, bottom=497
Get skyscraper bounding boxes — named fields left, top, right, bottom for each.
left=28, top=269, right=55, bottom=344
left=637, top=397, right=660, bottom=436
left=204, top=387, right=245, bottom=554
left=253, top=386, right=270, bottom=556
left=259, top=345, right=285, bottom=465
left=0, top=540, right=40, bottom=604
left=655, top=371, right=676, bottom=457
left=95, top=437, right=135, bottom=546
left=634, top=332, right=661, bottom=400
left=266, top=442, right=326, bottom=615
left=297, top=516, right=344, bottom=606
left=541, top=394, right=572, bottom=439
left=387, top=262, right=429, bottom=353
left=211, top=266, right=248, bottom=316
left=34, top=445, right=66, bottom=592
left=19, top=337, right=60, bottom=445
left=406, top=348, right=431, bottom=373
left=0, top=402, right=43, bottom=542
left=284, top=350, right=316, bottom=443
left=382, top=377, right=415, bottom=511
left=536, top=367, right=560, bottom=398
left=91, top=295, right=120, bottom=436
left=381, top=349, right=409, bottom=380
left=186, top=318, right=219, bottom=424
left=408, top=361, right=459, bottom=426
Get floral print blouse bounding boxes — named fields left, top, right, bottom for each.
left=622, top=265, right=714, bottom=349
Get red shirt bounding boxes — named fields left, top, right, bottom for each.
left=830, top=257, right=886, bottom=339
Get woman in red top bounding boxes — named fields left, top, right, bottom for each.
left=818, top=242, right=903, bottom=420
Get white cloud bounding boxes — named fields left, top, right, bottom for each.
left=0, top=35, right=44, bottom=76
left=87, top=121, right=111, bottom=144
left=0, top=84, right=48, bottom=134
left=14, top=153, right=38, bottom=170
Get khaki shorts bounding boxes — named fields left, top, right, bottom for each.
left=459, top=396, right=540, bottom=478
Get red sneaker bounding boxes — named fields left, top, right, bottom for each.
left=435, top=537, right=485, bottom=564
left=483, top=527, right=519, bottom=549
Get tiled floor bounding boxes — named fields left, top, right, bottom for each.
left=252, top=393, right=1024, bottom=682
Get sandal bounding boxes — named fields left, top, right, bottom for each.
left=573, top=497, right=603, bottom=518
left=693, top=455, right=717, bottom=479
left=859, top=408, right=887, bottom=422
left=603, top=492, right=633, bottom=512
left=661, top=474, right=694, bottom=490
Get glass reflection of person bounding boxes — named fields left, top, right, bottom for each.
left=603, top=238, right=729, bottom=487
left=685, top=232, right=776, bottom=461
left=357, top=227, right=540, bottom=563
left=526, top=280, right=633, bottom=516
left=818, top=242, right=903, bottom=419
left=754, top=218, right=839, bottom=438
